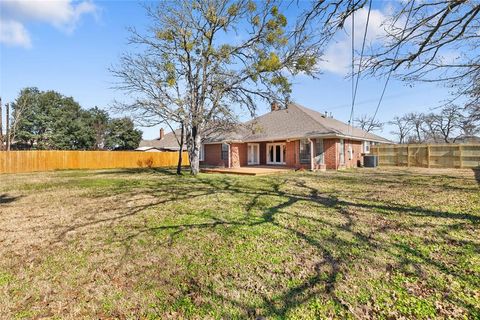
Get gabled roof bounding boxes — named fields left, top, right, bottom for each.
left=207, top=103, right=390, bottom=143
left=139, top=102, right=391, bottom=149
left=138, top=129, right=186, bottom=151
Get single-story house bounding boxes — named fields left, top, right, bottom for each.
left=137, top=102, right=390, bottom=170
left=136, top=128, right=186, bottom=152
left=200, top=102, right=390, bottom=170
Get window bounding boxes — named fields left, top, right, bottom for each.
left=199, top=144, right=205, bottom=161
left=314, top=139, right=324, bottom=164
left=299, top=139, right=311, bottom=163
left=363, top=141, right=371, bottom=154
left=221, top=143, right=229, bottom=161
left=339, top=139, right=345, bottom=164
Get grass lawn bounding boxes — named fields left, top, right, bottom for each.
left=0, top=167, right=479, bottom=319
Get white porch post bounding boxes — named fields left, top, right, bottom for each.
left=308, top=138, right=314, bottom=171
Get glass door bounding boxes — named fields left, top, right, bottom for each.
left=266, top=143, right=285, bottom=165
left=248, top=144, right=259, bottom=165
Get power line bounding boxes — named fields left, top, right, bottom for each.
left=349, top=0, right=373, bottom=128
left=365, top=0, right=416, bottom=137
left=349, top=2, right=355, bottom=135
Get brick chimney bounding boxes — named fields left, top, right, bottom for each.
left=271, top=101, right=279, bottom=112
left=159, top=128, right=165, bottom=140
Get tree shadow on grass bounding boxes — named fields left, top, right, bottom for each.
left=95, top=167, right=182, bottom=176
left=32, top=171, right=479, bottom=318
left=0, top=194, right=22, bottom=204
left=100, top=175, right=477, bottom=317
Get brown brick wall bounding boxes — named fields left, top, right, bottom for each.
left=201, top=143, right=227, bottom=167
left=230, top=143, right=247, bottom=168
left=323, top=138, right=338, bottom=169
left=285, top=141, right=298, bottom=167
left=344, top=139, right=363, bottom=168
left=201, top=139, right=364, bottom=170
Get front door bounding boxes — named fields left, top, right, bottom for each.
left=247, top=143, right=259, bottom=165
left=266, top=143, right=286, bottom=165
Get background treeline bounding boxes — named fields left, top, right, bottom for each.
left=2, top=88, right=142, bottom=150
left=356, top=104, right=479, bottom=144
left=388, top=105, right=479, bottom=144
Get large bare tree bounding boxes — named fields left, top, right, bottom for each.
left=112, top=0, right=322, bottom=174
left=364, top=0, right=479, bottom=110
left=306, top=1, right=479, bottom=123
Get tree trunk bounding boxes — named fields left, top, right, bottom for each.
left=187, top=125, right=201, bottom=175
left=176, top=123, right=184, bottom=175
left=6, top=102, right=10, bottom=151
left=0, top=98, right=3, bottom=151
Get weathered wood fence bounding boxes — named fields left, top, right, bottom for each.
left=371, top=144, right=480, bottom=169
left=0, top=151, right=190, bottom=174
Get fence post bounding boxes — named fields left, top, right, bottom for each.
left=459, top=145, right=463, bottom=169
left=427, top=145, right=431, bottom=168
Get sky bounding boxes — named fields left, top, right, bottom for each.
left=0, top=0, right=456, bottom=141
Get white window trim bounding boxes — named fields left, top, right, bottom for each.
left=299, top=139, right=311, bottom=164
left=247, top=143, right=260, bottom=165
left=363, top=141, right=371, bottom=154
left=266, top=142, right=286, bottom=165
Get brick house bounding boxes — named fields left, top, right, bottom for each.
left=200, top=102, right=390, bottom=170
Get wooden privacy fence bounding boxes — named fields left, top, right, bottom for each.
left=0, top=151, right=190, bottom=174
left=371, top=144, right=480, bottom=169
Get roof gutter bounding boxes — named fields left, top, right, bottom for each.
left=202, top=133, right=390, bottom=145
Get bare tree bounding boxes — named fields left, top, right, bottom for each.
left=396, top=105, right=478, bottom=144
left=430, top=105, right=463, bottom=143
left=389, top=115, right=412, bottom=144
left=6, top=103, right=10, bottom=151
left=354, top=114, right=383, bottom=133
left=305, top=1, right=479, bottom=115
left=9, top=93, right=31, bottom=150
left=459, top=109, right=480, bottom=137
left=364, top=1, right=480, bottom=111
left=112, top=0, right=322, bottom=175
left=404, top=112, right=426, bottom=143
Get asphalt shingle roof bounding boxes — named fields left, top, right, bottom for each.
left=138, top=129, right=186, bottom=151
left=139, top=102, right=391, bottom=149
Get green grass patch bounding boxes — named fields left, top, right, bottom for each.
left=0, top=167, right=478, bottom=318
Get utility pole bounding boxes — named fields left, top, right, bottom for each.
left=0, top=97, right=3, bottom=151
left=6, top=102, right=10, bottom=151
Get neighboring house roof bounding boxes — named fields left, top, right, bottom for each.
left=205, top=103, right=390, bottom=144
left=138, top=129, right=186, bottom=151
left=135, top=146, right=163, bottom=151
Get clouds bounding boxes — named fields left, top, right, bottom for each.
left=317, top=7, right=388, bottom=76
left=0, top=0, right=98, bottom=48
left=0, top=19, right=31, bottom=48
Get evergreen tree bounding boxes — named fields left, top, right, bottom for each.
left=104, top=118, right=142, bottom=150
